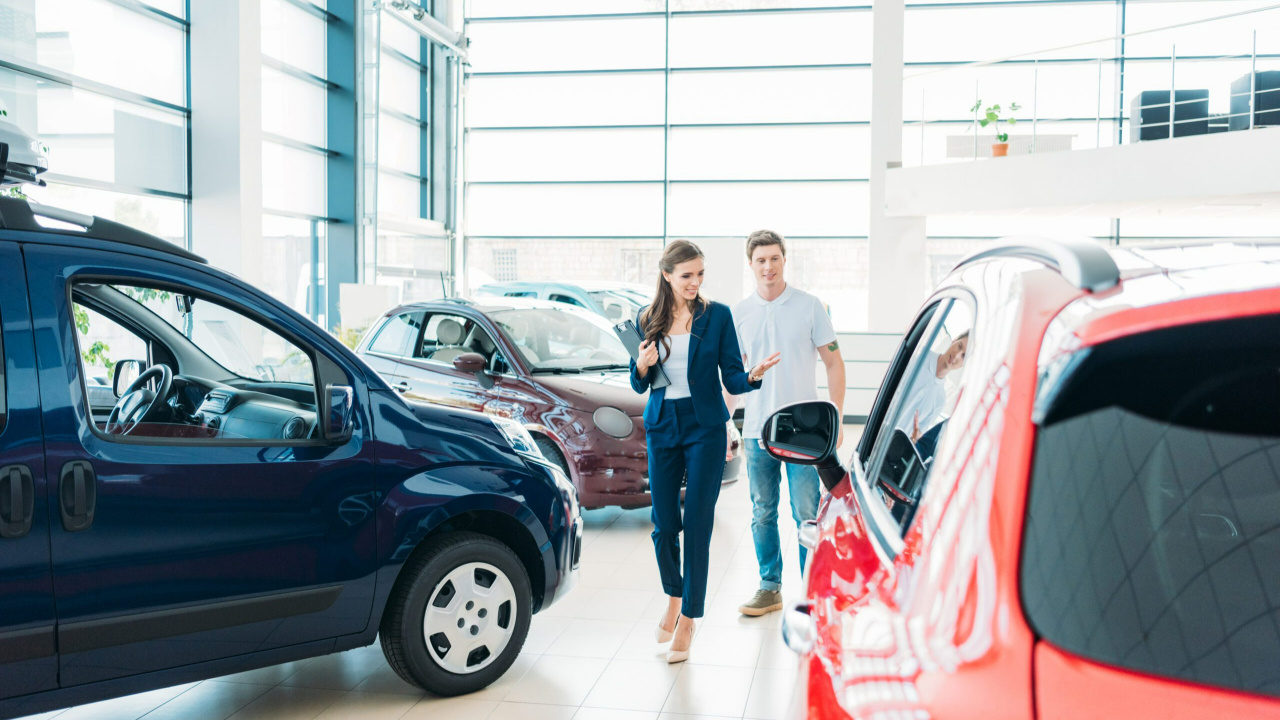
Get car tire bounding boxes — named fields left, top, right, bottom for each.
left=379, top=532, right=532, bottom=696
left=533, top=434, right=571, bottom=477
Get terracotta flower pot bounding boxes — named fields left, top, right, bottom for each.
left=991, top=142, right=1009, bottom=157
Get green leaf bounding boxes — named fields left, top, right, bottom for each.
left=969, top=100, right=982, bottom=113
left=1008, top=117, right=1018, bottom=126
left=997, top=132, right=1009, bottom=142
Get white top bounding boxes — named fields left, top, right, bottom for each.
left=660, top=333, right=692, bottom=400
left=732, top=285, right=838, bottom=439
left=892, top=352, right=947, bottom=438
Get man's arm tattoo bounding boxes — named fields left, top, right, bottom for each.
left=826, top=341, right=840, bottom=352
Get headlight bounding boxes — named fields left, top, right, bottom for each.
left=592, top=406, right=634, bottom=439
left=490, top=415, right=543, bottom=460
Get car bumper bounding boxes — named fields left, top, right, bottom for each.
left=573, top=420, right=742, bottom=509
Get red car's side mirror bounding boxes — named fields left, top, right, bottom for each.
left=762, top=400, right=844, bottom=489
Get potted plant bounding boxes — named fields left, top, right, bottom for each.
left=970, top=100, right=1021, bottom=156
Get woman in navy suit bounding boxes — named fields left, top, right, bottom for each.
left=630, top=239, right=781, bottom=663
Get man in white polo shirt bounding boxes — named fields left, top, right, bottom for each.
left=725, top=230, right=846, bottom=616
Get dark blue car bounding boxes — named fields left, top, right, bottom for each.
left=0, top=197, right=580, bottom=719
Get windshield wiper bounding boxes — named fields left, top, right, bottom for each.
left=581, top=363, right=630, bottom=372
left=531, top=367, right=584, bottom=374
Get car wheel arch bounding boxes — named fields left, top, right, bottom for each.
left=381, top=497, right=550, bottom=617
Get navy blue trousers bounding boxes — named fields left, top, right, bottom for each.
left=646, top=397, right=727, bottom=619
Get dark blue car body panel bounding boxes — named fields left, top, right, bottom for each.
left=0, top=230, right=577, bottom=719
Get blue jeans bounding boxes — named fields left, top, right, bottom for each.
left=746, top=441, right=820, bottom=592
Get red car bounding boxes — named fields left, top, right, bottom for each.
left=759, top=239, right=1280, bottom=720
left=357, top=297, right=742, bottom=509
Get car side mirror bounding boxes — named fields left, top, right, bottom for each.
left=762, top=400, right=845, bottom=490
left=454, top=352, right=494, bottom=389
left=112, top=359, right=147, bottom=398
left=762, top=400, right=840, bottom=465
left=323, top=385, right=355, bottom=444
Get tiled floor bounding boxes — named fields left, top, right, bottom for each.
left=16, top=462, right=823, bottom=720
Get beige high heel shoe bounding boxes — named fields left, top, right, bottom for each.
left=655, top=621, right=674, bottom=643
left=666, top=619, right=695, bottom=663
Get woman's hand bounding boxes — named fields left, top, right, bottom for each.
left=636, top=339, right=660, bottom=376
left=749, top=352, right=782, bottom=383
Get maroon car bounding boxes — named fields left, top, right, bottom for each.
left=356, top=297, right=742, bottom=509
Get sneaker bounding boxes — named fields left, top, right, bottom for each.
left=738, top=589, right=784, bottom=617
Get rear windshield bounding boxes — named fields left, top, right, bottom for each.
left=1021, top=313, right=1280, bottom=698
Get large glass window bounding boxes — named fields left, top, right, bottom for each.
left=463, top=6, right=871, bottom=327
left=1023, top=314, right=1280, bottom=697
left=0, top=1, right=189, bottom=247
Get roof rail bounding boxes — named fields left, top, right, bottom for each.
left=954, top=235, right=1120, bottom=292
left=0, top=197, right=207, bottom=264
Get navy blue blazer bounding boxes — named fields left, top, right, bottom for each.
left=629, top=300, right=761, bottom=429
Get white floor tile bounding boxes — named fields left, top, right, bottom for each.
left=522, top=616, right=573, bottom=655
left=685, top=625, right=767, bottom=668
left=137, top=681, right=272, bottom=720
left=465, top=653, right=542, bottom=703
left=401, top=696, right=498, bottom=720
left=544, top=619, right=635, bottom=659
left=487, top=702, right=578, bottom=720
left=582, top=659, right=682, bottom=712
left=504, top=655, right=608, bottom=706
left=54, top=683, right=195, bottom=720
left=310, top=691, right=420, bottom=720
left=743, top=668, right=799, bottom=720
left=661, top=665, right=755, bottom=718
left=223, top=686, right=346, bottom=720
left=573, top=709, right=659, bottom=720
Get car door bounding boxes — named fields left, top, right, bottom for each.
left=0, top=243, right=57, bottom=701
left=805, top=295, right=977, bottom=717
left=26, top=244, right=378, bottom=687
left=397, top=311, right=504, bottom=414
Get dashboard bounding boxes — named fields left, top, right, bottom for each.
left=172, top=375, right=319, bottom=441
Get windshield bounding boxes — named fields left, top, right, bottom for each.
left=489, top=307, right=631, bottom=373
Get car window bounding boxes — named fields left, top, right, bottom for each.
left=587, top=290, right=642, bottom=322
left=73, top=303, right=150, bottom=390
left=71, top=282, right=319, bottom=443
left=863, top=298, right=974, bottom=533
left=415, top=313, right=479, bottom=364
left=1022, top=313, right=1280, bottom=699
left=489, top=306, right=631, bottom=373
left=369, top=311, right=423, bottom=357
left=549, top=294, right=585, bottom=308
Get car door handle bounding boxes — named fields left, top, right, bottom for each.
left=59, top=461, right=97, bottom=533
left=798, top=519, right=819, bottom=550
left=392, top=381, right=410, bottom=393
left=0, top=464, right=34, bottom=539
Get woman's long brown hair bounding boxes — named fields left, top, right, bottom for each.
left=640, top=239, right=709, bottom=355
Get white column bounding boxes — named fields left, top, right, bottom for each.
left=189, top=0, right=263, bottom=277
left=868, top=0, right=927, bottom=333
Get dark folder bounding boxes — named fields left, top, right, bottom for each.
left=613, top=319, right=670, bottom=390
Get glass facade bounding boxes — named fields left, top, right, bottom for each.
left=466, top=1, right=1280, bottom=327
left=464, top=2, right=873, bottom=331
left=0, top=0, right=188, bottom=246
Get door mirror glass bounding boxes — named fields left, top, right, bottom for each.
left=324, top=385, right=355, bottom=443
left=112, top=359, right=146, bottom=398
left=761, top=400, right=839, bottom=465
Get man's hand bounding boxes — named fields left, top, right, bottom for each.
left=910, top=411, right=921, bottom=444
left=836, top=425, right=845, bottom=449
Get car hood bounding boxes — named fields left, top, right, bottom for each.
left=530, top=370, right=645, bottom=415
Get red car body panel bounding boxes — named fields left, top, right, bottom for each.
left=795, top=249, right=1280, bottom=720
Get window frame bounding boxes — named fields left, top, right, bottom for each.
left=66, top=274, right=329, bottom=448
left=854, top=289, right=978, bottom=541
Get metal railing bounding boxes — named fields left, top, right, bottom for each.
left=902, top=3, right=1280, bottom=167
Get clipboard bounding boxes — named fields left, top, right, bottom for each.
left=613, top=319, right=670, bottom=390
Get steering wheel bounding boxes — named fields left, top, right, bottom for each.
left=106, top=364, right=173, bottom=435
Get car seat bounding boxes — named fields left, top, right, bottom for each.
left=430, top=318, right=467, bottom=364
